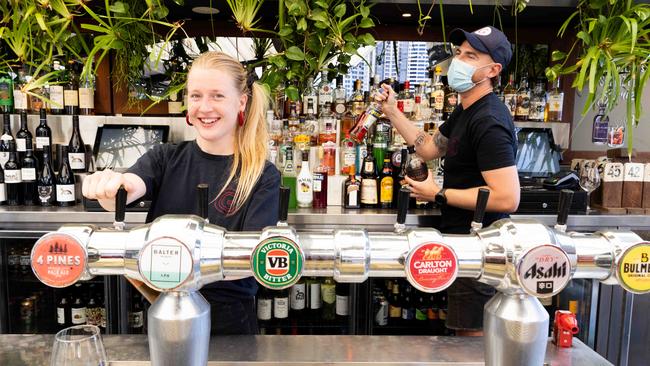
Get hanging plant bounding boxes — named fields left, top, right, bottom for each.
left=546, top=0, right=650, bottom=157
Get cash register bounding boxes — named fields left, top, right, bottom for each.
left=515, top=127, right=587, bottom=214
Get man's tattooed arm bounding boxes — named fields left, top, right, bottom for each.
left=433, top=130, right=448, bottom=156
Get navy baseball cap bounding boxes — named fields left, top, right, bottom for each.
left=449, top=26, right=512, bottom=67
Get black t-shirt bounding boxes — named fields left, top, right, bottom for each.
left=128, top=140, right=281, bottom=302
left=438, top=92, right=517, bottom=234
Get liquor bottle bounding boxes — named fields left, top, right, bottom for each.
left=68, top=115, right=86, bottom=172
left=7, top=246, right=19, bottom=275
left=273, top=288, right=290, bottom=334
left=317, top=107, right=336, bottom=144
left=15, top=111, right=32, bottom=159
left=296, top=150, right=313, bottom=208
left=49, top=60, right=65, bottom=115
left=379, top=159, right=394, bottom=208
left=335, top=282, right=350, bottom=327
left=285, top=81, right=303, bottom=118
left=350, top=79, right=366, bottom=117
left=56, top=146, right=76, bottom=206
left=373, top=120, right=389, bottom=175
left=282, top=146, right=298, bottom=209
left=256, top=287, right=273, bottom=334
left=430, top=66, right=445, bottom=118
left=354, top=137, right=368, bottom=175
left=57, top=293, right=71, bottom=328
left=0, top=161, right=5, bottom=205
left=546, top=77, right=564, bottom=122
left=401, top=283, right=415, bottom=322
left=343, top=168, right=361, bottom=209
left=128, top=293, right=144, bottom=333
left=405, top=145, right=428, bottom=182
left=438, top=292, right=449, bottom=335
left=348, top=79, right=392, bottom=143
left=398, top=80, right=414, bottom=118
left=415, top=291, right=429, bottom=329
left=388, top=282, right=402, bottom=326
left=494, top=74, right=504, bottom=103
left=28, top=69, right=45, bottom=114
left=303, top=76, right=318, bottom=116
left=78, top=65, right=95, bottom=115
left=0, top=70, right=13, bottom=114
left=321, top=277, right=336, bottom=322
left=86, top=291, right=102, bottom=328
left=19, top=245, right=31, bottom=275
left=592, top=101, right=609, bottom=145
left=340, top=132, right=356, bottom=176
left=20, top=296, right=35, bottom=333
left=443, top=76, right=459, bottom=120
left=13, top=66, right=29, bottom=114
left=4, top=141, right=22, bottom=206
left=290, top=278, right=307, bottom=334
left=21, top=143, right=38, bottom=206
left=35, top=109, right=52, bottom=152
left=37, top=146, right=56, bottom=206
left=312, top=149, right=328, bottom=209
left=503, top=72, right=517, bottom=118
left=528, top=79, right=546, bottom=122
left=303, top=99, right=319, bottom=146
left=360, top=144, right=378, bottom=208
left=392, top=148, right=408, bottom=205
left=71, top=285, right=87, bottom=325
left=306, top=277, right=322, bottom=332
left=317, top=71, right=332, bottom=111
left=427, top=293, right=440, bottom=335
left=515, top=73, right=530, bottom=121
left=0, top=113, right=12, bottom=168
left=332, top=75, right=347, bottom=116
left=64, top=60, right=79, bottom=115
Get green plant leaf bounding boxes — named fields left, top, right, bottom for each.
left=153, top=5, right=169, bottom=19
left=172, top=0, right=184, bottom=5
left=286, top=46, right=305, bottom=61
left=551, top=50, right=566, bottom=61
left=109, top=2, right=128, bottom=14
left=278, top=26, right=293, bottom=37
left=308, top=9, right=329, bottom=24
left=359, top=17, right=374, bottom=28
left=297, top=17, right=307, bottom=32
left=334, top=3, right=346, bottom=18
left=576, top=31, right=591, bottom=45
left=357, top=33, right=375, bottom=46
left=285, top=85, right=299, bottom=101
left=314, top=1, right=329, bottom=9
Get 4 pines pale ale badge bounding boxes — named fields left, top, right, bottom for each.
left=138, top=236, right=194, bottom=291
left=405, top=242, right=458, bottom=293
left=617, top=243, right=650, bottom=294
left=31, top=233, right=87, bottom=288
left=516, top=245, right=571, bottom=298
left=251, top=236, right=304, bottom=290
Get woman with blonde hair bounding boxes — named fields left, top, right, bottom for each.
left=82, top=51, right=280, bottom=334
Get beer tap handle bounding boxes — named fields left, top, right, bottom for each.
left=197, top=183, right=209, bottom=222
left=114, top=186, right=127, bottom=230
left=394, top=186, right=411, bottom=233
left=278, top=186, right=290, bottom=225
left=555, top=189, right=574, bottom=232
left=470, top=188, right=490, bottom=232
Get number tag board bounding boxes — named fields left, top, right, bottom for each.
left=644, top=164, right=650, bottom=183
left=570, top=159, right=583, bottom=172
left=624, top=163, right=645, bottom=182
left=603, top=163, right=624, bottom=183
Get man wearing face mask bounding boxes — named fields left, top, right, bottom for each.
left=375, top=26, right=520, bottom=335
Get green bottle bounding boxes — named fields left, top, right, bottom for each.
left=0, top=71, right=13, bottom=114
left=281, top=146, right=297, bottom=209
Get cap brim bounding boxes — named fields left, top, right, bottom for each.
left=449, top=28, right=489, bottom=55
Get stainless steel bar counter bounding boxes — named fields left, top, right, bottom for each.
left=1, top=206, right=649, bottom=232
left=0, top=334, right=613, bottom=365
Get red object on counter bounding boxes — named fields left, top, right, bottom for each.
left=553, top=310, right=579, bottom=348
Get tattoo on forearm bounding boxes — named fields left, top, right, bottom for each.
left=414, top=131, right=426, bottom=146
left=434, top=131, right=448, bottom=154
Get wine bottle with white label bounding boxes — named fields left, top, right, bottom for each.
left=68, top=115, right=86, bottom=172
left=15, top=111, right=31, bottom=160
left=38, top=145, right=55, bottom=206
left=49, top=59, right=65, bottom=115
left=0, top=113, right=13, bottom=168
left=4, top=140, right=22, bottom=206
left=57, top=145, right=76, bottom=206
left=35, top=109, right=52, bottom=151
left=21, top=141, right=38, bottom=206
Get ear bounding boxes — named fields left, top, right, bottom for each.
left=488, top=63, right=503, bottom=79
left=239, top=93, right=248, bottom=113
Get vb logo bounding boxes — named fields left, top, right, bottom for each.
left=266, top=249, right=290, bottom=276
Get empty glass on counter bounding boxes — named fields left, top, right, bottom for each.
left=578, top=160, right=601, bottom=212
left=50, top=324, right=107, bottom=366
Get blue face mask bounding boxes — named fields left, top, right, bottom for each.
left=447, top=58, right=492, bottom=93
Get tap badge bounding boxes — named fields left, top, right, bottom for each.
left=138, top=237, right=194, bottom=291
left=516, top=245, right=571, bottom=298
left=251, top=236, right=304, bottom=290
left=405, top=242, right=458, bottom=293
left=31, top=233, right=87, bottom=288
left=617, top=242, right=650, bottom=294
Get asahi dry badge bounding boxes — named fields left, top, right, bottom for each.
left=251, top=236, right=304, bottom=290
left=516, top=245, right=571, bottom=298
left=138, top=237, right=193, bottom=291
left=405, top=242, right=458, bottom=293
left=31, top=233, right=87, bottom=288
left=617, top=243, right=650, bottom=294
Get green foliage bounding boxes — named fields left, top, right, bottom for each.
left=546, top=0, right=650, bottom=157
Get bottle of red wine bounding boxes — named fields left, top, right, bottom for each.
left=37, top=145, right=55, bottom=206
left=35, top=109, right=52, bottom=152
left=21, top=140, right=38, bottom=206
left=4, top=140, right=22, bottom=206
left=0, top=113, right=13, bottom=169
left=15, top=111, right=32, bottom=161
left=57, top=145, right=76, bottom=206
left=0, top=158, right=6, bottom=205
left=68, top=115, right=86, bottom=172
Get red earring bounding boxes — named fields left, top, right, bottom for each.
left=238, top=111, right=245, bottom=126
left=185, top=115, right=193, bottom=126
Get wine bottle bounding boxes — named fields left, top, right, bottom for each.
left=49, top=59, right=65, bottom=115
left=56, top=146, right=76, bottom=206
left=15, top=111, right=32, bottom=160
left=4, top=140, right=22, bottom=206
left=335, top=282, right=350, bottom=325
left=56, top=294, right=71, bottom=328
left=35, top=109, right=52, bottom=151
left=37, top=146, right=55, bottom=206
left=68, top=115, right=86, bottom=172
left=78, top=66, right=95, bottom=115
left=64, top=60, right=79, bottom=115
left=273, top=288, right=290, bottom=335
left=257, top=287, right=273, bottom=335
left=13, top=66, right=29, bottom=114
left=71, top=284, right=87, bottom=325
left=0, top=71, right=14, bottom=114
left=320, top=277, right=336, bottom=322
left=0, top=113, right=13, bottom=168
left=0, top=159, right=5, bottom=205
left=21, top=141, right=38, bottom=206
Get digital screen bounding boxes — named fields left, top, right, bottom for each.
left=93, top=125, right=169, bottom=171
left=515, top=128, right=560, bottom=178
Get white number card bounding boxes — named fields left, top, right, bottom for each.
left=624, top=163, right=644, bottom=182
left=603, top=162, right=624, bottom=183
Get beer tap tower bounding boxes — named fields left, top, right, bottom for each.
left=30, top=186, right=650, bottom=366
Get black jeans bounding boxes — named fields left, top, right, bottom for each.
left=209, top=298, right=258, bottom=335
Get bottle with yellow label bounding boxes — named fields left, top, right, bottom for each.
left=379, top=158, right=394, bottom=208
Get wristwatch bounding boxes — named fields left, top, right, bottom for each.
left=434, top=188, right=448, bottom=206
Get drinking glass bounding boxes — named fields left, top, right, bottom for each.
left=579, top=160, right=601, bottom=212
left=607, top=125, right=625, bottom=148
left=51, top=325, right=107, bottom=366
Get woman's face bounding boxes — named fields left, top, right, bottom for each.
left=187, top=67, right=247, bottom=151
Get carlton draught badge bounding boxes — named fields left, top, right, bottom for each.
left=406, top=242, right=458, bottom=293
left=31, top=233, right=87, bottom=288
left=251, top=236, right=304, bottom=290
